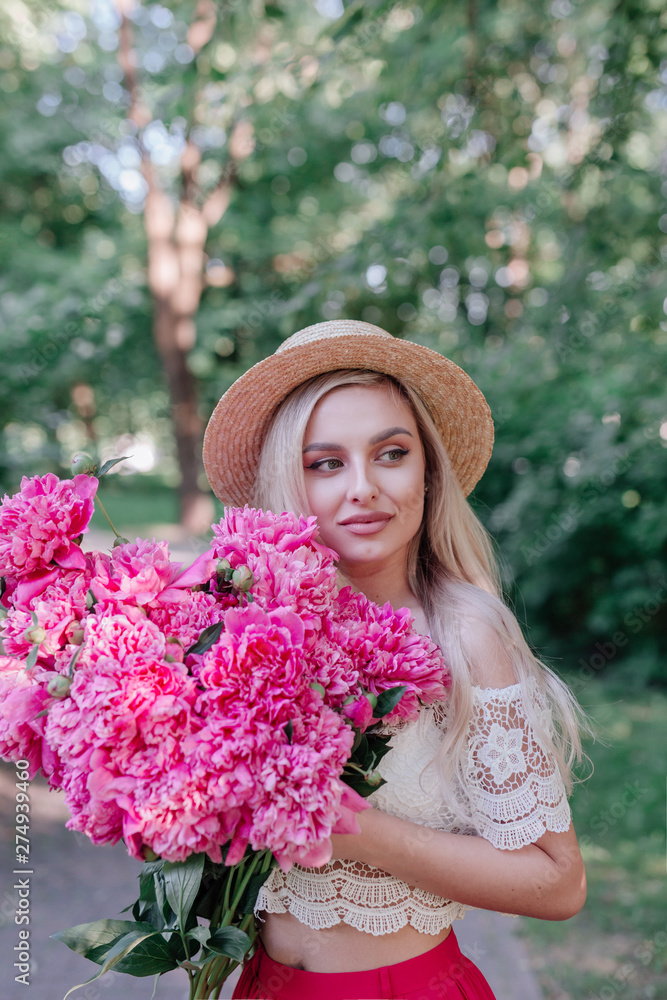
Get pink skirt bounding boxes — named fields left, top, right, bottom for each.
left=231, top=929, right=497, bottom=999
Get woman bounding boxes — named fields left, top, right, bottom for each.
left=203, top=319, right=588, bottom=999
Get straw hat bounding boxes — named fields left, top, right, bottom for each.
left=203, top=320, right=494, bottom=505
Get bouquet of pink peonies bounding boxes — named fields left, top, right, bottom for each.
left=0, top=461, right=449, bottom=999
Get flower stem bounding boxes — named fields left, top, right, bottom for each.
left=95, top=495, right=123, bottom=539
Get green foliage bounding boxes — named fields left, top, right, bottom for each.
left=53, top=849, right=275, bottom=997
left=520, top=682, right=667, bottom=998
left=0, top=0, right=665, bottom=683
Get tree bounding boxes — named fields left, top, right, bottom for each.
left=1, top=0, right=665, bottom=680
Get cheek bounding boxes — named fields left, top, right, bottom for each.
left=395, top=472, right=425, bottom=523
left=303, top=478, right=334, bottom=520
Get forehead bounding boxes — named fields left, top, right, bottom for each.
left=304, top=382, right=420, bottom=437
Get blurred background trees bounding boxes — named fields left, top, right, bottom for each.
left=0, top=0, right=665, bottom=685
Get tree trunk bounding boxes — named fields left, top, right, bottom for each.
left=152, top=296, right=213, bottom=534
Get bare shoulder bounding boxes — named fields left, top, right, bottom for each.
left=459, top=616, right=518, bottom=689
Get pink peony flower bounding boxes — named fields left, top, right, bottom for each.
left=0, top=474, right=97, bottom=586
left=147, top=590, right=230, bottom=651
left=302, top=618, right=359, bottom=707
left=335, top=587, right=450, bottom=722
left=1, top=498, right=449, bottom=875
left=44, top=610, right=201, bottom=846
left=1, top=566, right=92, bottom=658
left=196, top=603, right=308, bottom=725
left=247, top=707, right=363, bottom=871
left=341, top=694, right=375, bottom=731
left=90, top=539, right=216, bottom=608
left=0, top=656, right=51, bottom=776
left=212, top=507, right=339, bottom=627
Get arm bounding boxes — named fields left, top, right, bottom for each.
left=330, top=808, right=586, bottom=921
left=331, top=619, right=587, bottom=921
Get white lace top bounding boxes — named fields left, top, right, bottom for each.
left=256, top=681, right=572, bottom=935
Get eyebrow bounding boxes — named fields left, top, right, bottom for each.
left=302, top=427, right=413, bottom=453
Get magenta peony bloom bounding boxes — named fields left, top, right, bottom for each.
left=247, top=707, right=361, bottom=871
left=0, top=656, right=51, bottom=776
left=335, top=587, right=450, bottom=722
left=90, top=539, right=216, bottom=608
left=196, top=603, right=308, bottom=725
left=0, top=474, right=97, bottom=585
left=1, top=489, right=448, bottom=882
left=212, top=507, right=339, bottom=628
left=147, top=590, right=229, bottom=650
left=1, top=566, right=91, bottom=658
left=45, top=611, right=201, bottom=846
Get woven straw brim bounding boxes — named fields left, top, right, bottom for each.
left=203, top=332, right=493, bottom=505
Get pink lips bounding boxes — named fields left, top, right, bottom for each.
left=338, top=512, right=392, bottom=535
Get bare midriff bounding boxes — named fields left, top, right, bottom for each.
left=259, top=910, right=451, bottom=972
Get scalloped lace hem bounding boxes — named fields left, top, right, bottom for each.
left=256, top=886, right=472, bottom=936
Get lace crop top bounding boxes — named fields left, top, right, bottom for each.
left=255, top=681, right=572, bottom=936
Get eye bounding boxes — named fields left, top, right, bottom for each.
left=380, top=447, right=409, bottom=462
left=306, top=457, right=344, bottom=472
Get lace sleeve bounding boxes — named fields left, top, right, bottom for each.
left=464, top=682, right=571, bottom=850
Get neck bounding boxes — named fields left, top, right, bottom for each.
left=338, top=553, right=417, bottom=615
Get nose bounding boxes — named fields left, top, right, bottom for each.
left=346, top=461, right=379, bottom=503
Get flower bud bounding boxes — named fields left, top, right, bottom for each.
left=47, top=675, right=72, bottom=699
left=65, top=621, right=85, bottom=646
left=112, top=536, right=130, bottom=548
left=365, top=770, right=384, bottom=788
left=23, top=625, right=47, bottom=645
left=86, top=589, right=96, bottom=610
left=216, top=558, right=232, bottom=577
left=71, top=452, right=97, bottom=476
left=232, top=565, right=254, bottom=592
left=141, top=845, right=159, bottom=862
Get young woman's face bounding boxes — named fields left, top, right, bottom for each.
left=302, top=383, right=426, bottom=577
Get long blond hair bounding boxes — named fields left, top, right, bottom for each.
left=253, top=369, right=588, bottom=815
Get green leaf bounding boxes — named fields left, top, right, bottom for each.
left=139, top=863, right=162, bottom=902
left=162, top=854, right=205, bottom=929
left=239, top=867, right=274, bottom=914
left=186, top=621, right=225, bottom=657
left=374, top=686, right=407, bottom=719
left=51, top=919, right=155, bottom=966
left=97, top=455, right=130, bottom=478
left=25, top=645, right=38, bottom=670
left=153, top=869, right=172, bottom=925
left=185, top=925, right=211, bottom=946
left=340, top=770, right=387, bottom=797
left=68, top=645, right=83, bottom=677
left=107, top=929, right=178, bottom=976
left=206, top=926, right=251, bottom=962
left=283, top=719, right=293, bottom=744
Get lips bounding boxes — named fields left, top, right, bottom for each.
left=337, top=512, right=393, bottom=536
left=338, top=512, right=392, bottom=525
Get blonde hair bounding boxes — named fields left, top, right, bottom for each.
left=253, top=369, right=589, bottom=819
